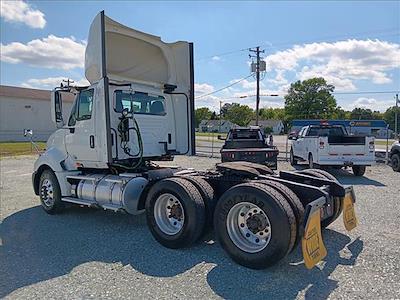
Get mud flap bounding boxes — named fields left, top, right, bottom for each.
left=343, top=186, right=357, bottom=231
left=302, top=197, right=327, bottom=269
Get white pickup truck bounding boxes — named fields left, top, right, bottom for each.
left=290, top=124, right=375, bottom=176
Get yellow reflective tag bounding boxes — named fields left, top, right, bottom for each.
left=343, top=193, right=357, bottom=231
left=302, top=209, right=327, bottom=269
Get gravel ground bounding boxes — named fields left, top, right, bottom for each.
left=0, top=155, right=399, bottom=299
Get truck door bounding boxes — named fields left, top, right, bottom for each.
left=293, top=127, right=306, bottom=159
left=65, top=88, right=98, bottom=163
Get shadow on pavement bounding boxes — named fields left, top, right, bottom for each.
left=0, top=206, right=363, bottom=299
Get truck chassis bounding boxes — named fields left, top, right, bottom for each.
left=33, top=161, right=356, bottom=269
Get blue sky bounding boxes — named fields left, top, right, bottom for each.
left=1, top=0, right=399, bottom=112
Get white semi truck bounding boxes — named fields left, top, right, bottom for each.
left=32, top=11, right=358, bottom=269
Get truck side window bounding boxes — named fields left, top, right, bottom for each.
left=114, top=90, right=166, bottom=116
left=76, top=89, right=94, bottom=121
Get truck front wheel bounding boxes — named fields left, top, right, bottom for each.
left=145, top=177, right=206, bottom=249
left=352, top=165, right=366, bottom=176
left=39, top=169, right=64, bottom=214
left=214, top=182, right=296, bottom=269
left=290, top=148, right=298, bottom=166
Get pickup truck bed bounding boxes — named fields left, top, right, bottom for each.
left=220, top=128, right=279, bottom=170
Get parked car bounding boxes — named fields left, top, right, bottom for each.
left=389, top=139, right=400, bottom=172
left=220, top=127, right=279, bottom=169
left=289, top=124, right=375, bottom=176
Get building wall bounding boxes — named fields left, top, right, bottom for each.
left=0, top=96, right=73, bottom=141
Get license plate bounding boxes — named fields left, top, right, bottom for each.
left=343, top=189, right=357, bottom=231
left=302, top=208, right=327, bottom=269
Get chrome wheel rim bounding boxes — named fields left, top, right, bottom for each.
left=40, top=179, right=55, bottom=207
left=226, top=202, right=272, bottom=253
left=154, top=193, right=185, bottom=235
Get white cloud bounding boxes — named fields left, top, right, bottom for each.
left=212, top=56, right=221, bottom=61
left=195, top=83, right=214, bottom=96
left=1, top=35, right=86, bottom=70
left=265, top=39, right=400, bottom=91
left=0, top=0, right=46, bottom=28
left=343, top=97, right=394, bottom=112
left=22, top=77, right=89, bottom=89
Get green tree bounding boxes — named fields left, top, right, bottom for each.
left=384, top=106, right=400, bottom=130
left=332, top=106, right=351, bottom=119
left=350, top=108, right=373, bottom=120
left=284, top=77, right=337, bottom=120
left=225, top=103, right=254, bottom=126
left=194, top=107, right=212, bottom=127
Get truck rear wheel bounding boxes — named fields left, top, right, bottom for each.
left=179, top=175, right=216, bottom=230
left=39, top=169, right=64, bottom=214
left=214, top=182, right=296, bottom=269
left=392, top=154, right=400, bottom=172
left=352, top=165, right=366, bottom=176
left=308, top=153, right=318, bottom=169
left=257, top=180, right=304, bottom=250
left=145, top=177, right=206, bottom=249
left=299, top=169, right=342, bottom=228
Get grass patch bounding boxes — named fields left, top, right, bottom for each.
left=0, top=142, right=46, bottom=157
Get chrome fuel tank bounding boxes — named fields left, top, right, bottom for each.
left=75, top=174, right=148, bottom=214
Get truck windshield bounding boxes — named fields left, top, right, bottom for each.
left=308, top=126, right=345, bottom=137
left=114, top=91, right=166, bottom=116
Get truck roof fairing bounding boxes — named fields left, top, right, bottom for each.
left=85, top=12, right=191, bottom=91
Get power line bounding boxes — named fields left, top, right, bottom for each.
left=333, top=91, right=400, bottom=95
left=195, top=75, right=253, bottom=99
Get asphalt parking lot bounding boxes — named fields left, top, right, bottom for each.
left=1, top=156, right=399, bottom=299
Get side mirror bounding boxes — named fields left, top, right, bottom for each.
left=51, top=90, right=64, bottom=128
left=288, top=135, right=297, bottom=140
left=217, top=135, right=225, bottom=140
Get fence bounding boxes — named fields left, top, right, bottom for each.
left=195, top=132, right=289, bottom=160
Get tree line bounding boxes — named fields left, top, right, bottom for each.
left=195, top=77, right=399, bottom=132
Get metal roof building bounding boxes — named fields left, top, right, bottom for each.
left=0, top=85, right=74, bottom=141
left=291, top=119, right=389, bottom=138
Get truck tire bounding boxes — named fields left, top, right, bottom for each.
left=392, top=154, right=400, bottom=172
left=308, top=153, right=318, bottom=169
left=299, top=169, right=342, bottom=228
left=290, top=148, right=298, bottom=166
left=145, top=177, right=206, bottom=249
left=179, top=175, right=216, bottom=230
left=214, top=182, right=296, bottom=269
left=257, top=180, right=304, bottom=250
left=39, top=169, right=64, bottom=214
left=352, top=165, right=366, bottom=176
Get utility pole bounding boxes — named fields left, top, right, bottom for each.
left=395, top=93, right=399, bottom=138
left=249, top=47, right=265, bottom=125
left=62, top=78, right=74, bottom=88
left=219, top=100, right=223, bottom=133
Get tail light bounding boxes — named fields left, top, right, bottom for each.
left=369, top=141, right=374, bottom=149
left=224, top=152, right=235, bottom=159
